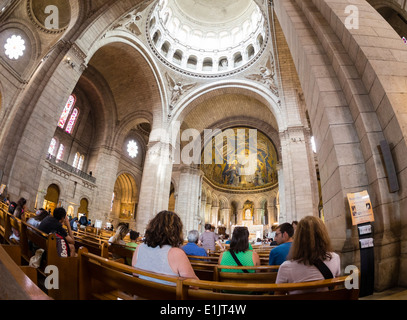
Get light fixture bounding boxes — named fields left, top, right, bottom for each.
left=4, top=35, right=25, bottom=60
left=65, top=57, right=76, bottom=69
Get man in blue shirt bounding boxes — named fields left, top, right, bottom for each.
left=269, top=222, right=294, bottom=266
left=182, top=230, right=208, bottom=257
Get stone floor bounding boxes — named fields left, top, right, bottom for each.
left=360, top=287, right=407, bottom=300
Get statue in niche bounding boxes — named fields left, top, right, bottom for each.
left=165, top=73, right=196, bottom=109
left=246, top=54, right=279, bottom=96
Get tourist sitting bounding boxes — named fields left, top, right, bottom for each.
left=275, top=216, right=341, bottom=295
left=108, top=224, right=129, bottom=246
left=218, top=226, right=260, bottom=273
left=9, top=197, right=27, bottom=242
left=38, top=207, right=76, bottom=257
left=182, top=230, right=208, bottom=258
left=131, top=210, right=198, bottom=285
left=268, top=222, right=294, bottom=266
left=27, top=208, right=49, bottom=228
left=125, top=230, right=139, bottom=265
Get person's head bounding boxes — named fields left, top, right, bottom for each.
left=292, top=220, right=298, bottom=231
left=35, top=208, right=49, bottom=221
left=53, top=207, right=67, bottom=222
left=130, top=230, right=139, bottom=241
left=287, top=216, right=333, bottom=265
left=116, top=224, right=129, bottom=239
left=274, top=222, right=294, bottom=245
left=230, top=226, right=250, bottom=253
left=144, top=211, right=184, bottom=248
left=187, top=230, right=200, bottom=244
left=17, top=197, right=26, bottom=208
left=204, top=223, right=212, bottom=231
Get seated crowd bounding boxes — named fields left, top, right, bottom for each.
left=1, top=194, right=345, bottom=298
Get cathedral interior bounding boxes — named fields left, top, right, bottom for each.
left=0, top=0, right=407, bottom=293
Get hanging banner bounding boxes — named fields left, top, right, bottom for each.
left=347, top=190, right=374, bottom=225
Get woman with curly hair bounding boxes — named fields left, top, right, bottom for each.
left=131, top=210, right=198, bottom=285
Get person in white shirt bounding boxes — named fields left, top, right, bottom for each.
left=275, top=216, right=341, bottom=295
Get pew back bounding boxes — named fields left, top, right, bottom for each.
left=78, top=248, right=181, bottom=300
left=179, top=276, right=359, bottom=300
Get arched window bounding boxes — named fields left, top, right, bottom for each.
left=58, top=95, right=76, bottom=129
left=65, top=108, right=79, bottom=134
left=73, top=152, right=80, bottom=168
left=78, top=155, right=85, bottom=171
left=48, top=138, right=57, bottom=156
left=73, top=152, right=85, bottom=170
left=56, top=144, right=65, bottom=160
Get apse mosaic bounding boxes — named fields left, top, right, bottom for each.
left=201, top=128, right=278, bottom=190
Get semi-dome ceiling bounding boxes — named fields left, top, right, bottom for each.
left=147, top=0, right=268, bottom=77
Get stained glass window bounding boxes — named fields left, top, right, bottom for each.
left=48, top=138, right=57, bottom=156
left=65, top=108, right=79, bottom=134
left=78, top=155, right=84, bottom=171
left=56, top=144, right=64, bottom=160
left=73, top=152, right=79, bottom=168
left=58, top=95, right=76, bottom=129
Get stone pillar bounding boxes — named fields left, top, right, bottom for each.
left=91, top=147, right=121, bottom=224
left=135, top=141, right=173, bottom=233
left=279, top=127, right=315, bottom=223
left=175, top=166, right=202, bottom=235
left=211, top=206, right=219, bottom=227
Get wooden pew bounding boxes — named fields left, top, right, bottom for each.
left=2, top=244, right=38, bottom=284
left=78, top=248, right=182, bottom=300
left=73, top=235, right=108, bottom=257
left=77, top=247, right=359, bottom=300
left=0, top=245, right=52, bottom=300
left=0, top=208, right=6, bottom=241
left=179, top=276, right=359, bottom=300
left=20, top=220, right=79, bottom=300
left=214, top=265, right=279, bottom=283
left=190, top=262, right=217, bottom=281
left=106, top=243, right=136, bottom=264
left=187, top=255, right=219, bottom=264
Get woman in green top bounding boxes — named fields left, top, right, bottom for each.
left=218, top=226, right=260, bottom=272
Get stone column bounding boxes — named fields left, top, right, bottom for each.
left=211, top=206, right=219, bottom=227
left=279, top=127, right=316, bottom=223
left=175, top=166, right=203, bottom=235
left=135, top=141, right=173, bottom=233
left=91, top=147, right=121, bottom=224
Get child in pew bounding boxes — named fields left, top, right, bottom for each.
left=125, top=230, right=139, bottom=265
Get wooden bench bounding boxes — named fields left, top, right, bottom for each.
left=179, top=276, right=359, bottom=300
left=187, top=255, right=219, bottom=264
left=78, top=247, right=182, bottom=300
left=0, top=208, right=6, bottom=240
left=190, top=262, right=218, bottom=281
left=19, top=220, right=79, bottom=300
left=105, top=243, right=136, bottom=264
left=214, top=265, right=279, bottom=283
left=73, top=234, right=108, bottom=257
left=0, top=244, right=52, bottom=300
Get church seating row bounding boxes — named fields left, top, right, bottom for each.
left=188, top=253, right=270, bottom=265
left=0, top=208, right=78, bottom=300
left=189, top=261, right=280, bottom=282
left=77, top=247, right=359, bottom=300
left=0, top=244, right=52, bottom=300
